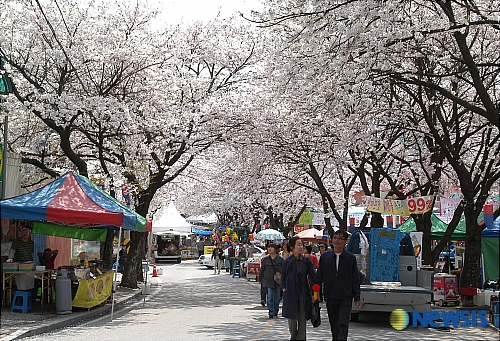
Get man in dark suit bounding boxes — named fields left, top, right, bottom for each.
left=313, top=230, right=360, bottom=340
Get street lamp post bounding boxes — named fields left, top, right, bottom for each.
left=0, top=56, right=14, bottom=199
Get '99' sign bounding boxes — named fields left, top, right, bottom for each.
left=407, top=196, right=434, bottom=214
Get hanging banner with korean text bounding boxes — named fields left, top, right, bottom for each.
left=364, top=196, right=383, bottom=213
left=363, top=195, right=434, bottom=216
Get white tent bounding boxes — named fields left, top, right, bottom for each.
left=186, top=213, right=218, bottom=224
left=152, top=201, right=192, bottom=234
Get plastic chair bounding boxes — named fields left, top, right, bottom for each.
left=10, top=291, right=32, bottom=313
left=232, top=264, right=241, bottom=278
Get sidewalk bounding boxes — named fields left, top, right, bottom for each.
left=0, top=275, right=160, bottom=341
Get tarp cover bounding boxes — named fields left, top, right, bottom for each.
left=481, top=216, right=499, bottom=281
left=33, top=221, right=108, bottom=241
left=398, top=214, right=465, bottom=240
left=0, top=171, right=146, bottom=231
left=369, top=228, right=405, bottom=282
left=192, top=227, right=213, bottom=236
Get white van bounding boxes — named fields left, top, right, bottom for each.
left=153, top=230, right=182, bottom=263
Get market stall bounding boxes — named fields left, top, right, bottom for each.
left=399, top=211, right=499, bottom=305
left=2, top=268, right=53, bottom=314
left=295, top=228, right=328, bottom=243
left=1, top=171, right=148, bottom=316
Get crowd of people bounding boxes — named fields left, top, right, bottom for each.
left=252, top=230, right=361, bottom=341
left=200, top=229, right=360, bottom=340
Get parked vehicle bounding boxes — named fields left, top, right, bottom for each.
left=346, top=228, right=432, bottom=321
left=201, top=253, right=215, bottom=269
left=198, top=254, right=208, bottom=264
left=153, top=230, right=182, bottom=263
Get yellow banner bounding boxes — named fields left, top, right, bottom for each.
left=383, top=198, right=407, bottom=215
left=363, top=195, right=434, bottom=216
left=72, top=271, right=114, bottom=308
left=204, top=246, right=215, bottom=255
left=364, top=196, right=383, bottom=212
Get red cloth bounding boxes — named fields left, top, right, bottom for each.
left=309, top=254, right=319, bottom=269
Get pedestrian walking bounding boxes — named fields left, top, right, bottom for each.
left=281, top=236, right=316, bottom=340
left=228, top=242, right=236, bottom=274
left=211, top=243, right=224, bottom=274
left=316, top=243, right=327, bottom=302
left=259, top=243, right=284, bottom=318
left=316, top=243, right=327, bottom=261
left=281, top=239, right=291, bottom=259
left=304, top=244, right=319, bottom=269
left=313, top=230, right=361, bottom=340
left=119, top=244, right=128, bottom=273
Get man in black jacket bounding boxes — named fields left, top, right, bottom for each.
left=313, top=230, right=360, bottom=340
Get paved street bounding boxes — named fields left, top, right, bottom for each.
left=23, top=260, right=499, bottom=341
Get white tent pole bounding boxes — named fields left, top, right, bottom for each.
left=147, top=231, right=153, bottom=261
left=111, top=226, right=122, bottom=321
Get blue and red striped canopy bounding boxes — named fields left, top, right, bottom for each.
left=0, top=171, right=147, bottom=231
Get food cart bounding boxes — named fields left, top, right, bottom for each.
left=246, top=261, right=260, bottom=281
left=433, top=273, right=459, bottom=306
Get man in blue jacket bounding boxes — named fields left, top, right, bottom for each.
left=313, top=230, right=360, bottom=340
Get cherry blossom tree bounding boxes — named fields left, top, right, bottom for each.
left=1, top=0, right=263, bottom=287
left=252, top=0, right=499, bottom=287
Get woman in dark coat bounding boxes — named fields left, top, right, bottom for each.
left=281, top=236, right=316, bottom=340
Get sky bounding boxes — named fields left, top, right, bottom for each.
left=152, top=0, right=264, bottom=25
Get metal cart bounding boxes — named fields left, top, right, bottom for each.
left=433, top=273, right=459, bottom=306
left=246, top=261, right=260, bottom=282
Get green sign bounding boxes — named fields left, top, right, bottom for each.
left=0, top=57, right=13, bottom=94
left=298, top=212, right=314, bottom=225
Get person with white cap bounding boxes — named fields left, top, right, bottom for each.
left=8, top=226, right=34, bottom=263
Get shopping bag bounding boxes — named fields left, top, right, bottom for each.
left=311, top=301, right=321, bottom=327
left=273, top=272, right=281, bottom=285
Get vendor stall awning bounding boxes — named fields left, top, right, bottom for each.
left=192, top=227, right=214, bottom=236
left=0, top=171, right=146, bottom=231
left=398, top=214, right=465, bottom=240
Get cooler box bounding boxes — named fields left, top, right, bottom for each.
left=3, top=262, right=19, bottom=272
left=19, top=262, right=35, bottom=271
left=460, top=286, right=477, bottom=296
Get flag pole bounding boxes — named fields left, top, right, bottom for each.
left=111, top=226, right=122, bottom=321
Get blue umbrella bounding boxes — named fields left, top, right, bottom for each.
left=254, top=229, right=285, bottom=243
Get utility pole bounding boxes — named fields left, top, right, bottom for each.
left=0, top=56, right=14, bottom=199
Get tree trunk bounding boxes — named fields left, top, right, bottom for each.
left=100, top=230, right=115, bottom=269
left=460, top=204, right=483, bottom=290
left=429, top=205, right=464, bottom=264
left=413, top=212, right=432, bottom=265
left=120, top=231, right=146, bottom=289
left=370, top=212, right=384, bottom=228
